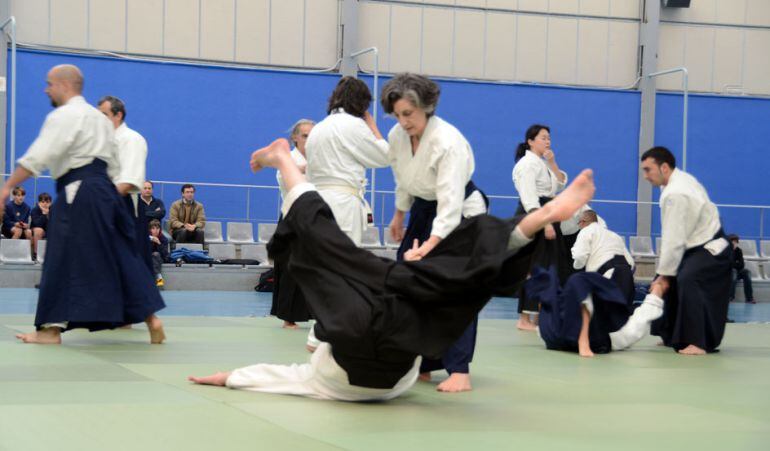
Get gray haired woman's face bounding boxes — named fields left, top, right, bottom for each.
left=392, top=98, right=428, bottom=139
left=293, top=123, right=314, bottom=155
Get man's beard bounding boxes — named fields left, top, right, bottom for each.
left=50, top=98, right=59, bottom=108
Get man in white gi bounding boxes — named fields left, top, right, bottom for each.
left=640, top=146, right=731, bottom=355
left=571, top=209, right=635, bottom=305
left=0, top=64, right=165, bottom=344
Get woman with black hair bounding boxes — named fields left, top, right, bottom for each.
left=304, top=76, right=389, bottom=247
left=381, top=73, right=488, bottom=393
left=512, top=124, right=571, bottom=331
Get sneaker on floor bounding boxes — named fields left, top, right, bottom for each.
left=747, top=300, right=757, bottom=304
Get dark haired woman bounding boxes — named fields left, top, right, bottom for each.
left=304, top=76, right=389, bottom=246
left=512, top=124, right=571, bottom=331
left=382, top=73, right=487, bottom=393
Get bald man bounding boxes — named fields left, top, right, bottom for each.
left=0, top=64, right=166, bottom=344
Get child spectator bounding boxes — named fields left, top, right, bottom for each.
left=30, top=192, right=52, bottom=260
left=149, top=219, right=169, bottom=287
left=2, top=186, right=32, bottom=240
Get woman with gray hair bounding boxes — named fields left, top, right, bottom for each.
left=272, top=119, right=315, bottom=330
left=382, top=73, right=487, bottom=393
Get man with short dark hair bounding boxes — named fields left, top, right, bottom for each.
left=727, top=234, right=755, bottom=304
left=168, top=184, right=206, bottom=244
left=141, top=181, right=166, bottom=221
left=641, top=146, right=731, bottom=355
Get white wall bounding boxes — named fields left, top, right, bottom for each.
left=8, top=0, right=770, bottom=95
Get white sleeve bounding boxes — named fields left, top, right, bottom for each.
left=17, top=111, right=77, bottom=176
left=553, top=169, right=568, bottom=192
left=226, top=362, right=319, bottom=398
left=571, top=227, right=593, bottom=270
left=431, top=145, right=469, bottom=239
left=115, top=134, right=148, bottom=190
left=513, top=160, right=541, bottom=213
left=657, top=194, right=691, bottom=276
left=349, top=119, right=390, bottom=169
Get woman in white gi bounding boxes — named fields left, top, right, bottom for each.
left=512, top=124, right=570, bottom=331
left=272, top=119, right=315, bottom=330
left=382, top=73, right=487, bottom=393
left=304, top=76, right=389, bottom=246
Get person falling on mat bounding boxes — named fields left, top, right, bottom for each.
left=188, top=138, right=596, bottom=401
left=526, top=266, right=665, bottom=357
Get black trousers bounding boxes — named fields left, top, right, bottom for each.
left=730, top=269, right=754, bottom=302
left=172, top=228, right=204, bottom=244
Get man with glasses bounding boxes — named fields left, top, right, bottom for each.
left=30, top=192, right=52, bottom=260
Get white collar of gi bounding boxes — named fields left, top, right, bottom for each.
left=661, top=167, right=681, bottom=190
left=65, top=95, right=86, bottom=106
left=330, top=107, right=346, bottom=115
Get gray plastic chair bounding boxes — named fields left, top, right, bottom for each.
left=655, top=237, right=662, bottom=256
left=257, top=223, right=277, bottom=244
left=0, top=239, right=35, bottom=264
left=744, top=260, right=765, bottom=281
left=629, top=236, right=655, bottom=258
left=36, top=239, right=47, bottom=264
left=361, top=226, right=382, bottom=248
left=241, top=243, right=269, bottom=264
left=738, top=239, right=759, bottom=258
left=760, top=240, right=770, bottom=259
left=204, top=221, right=224, bottom=243
left=227, top=222, right=255, bottom=244
left=208, top=243, right=236, bottom=260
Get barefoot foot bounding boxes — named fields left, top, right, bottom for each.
left=418, top=372, right=431, bottom=382
left=517, top=316, right=538, bottom=331
left=436, top=373, right=472, bottom=393
left=145, top=315, right=166, bottom=344
left=282, top=321, right=299, bottom=329
left=542, top=169, right=596, bottom=223
left=188, top=371, right=231, bottom=386
left=250, top=139, right=291, bottom=172
left=578, top=344, right=595, bottom=358
left=677, top=344, right=706, bottom=355
left=15, top=328, right=62, bottom=344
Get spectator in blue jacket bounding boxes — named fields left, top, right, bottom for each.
left=149, top=219, right=169, bottom=287
left=30, top=192, right=52, bottom=260
left=2, top=186, right=32, bottom=240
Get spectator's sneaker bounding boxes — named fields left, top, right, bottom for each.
left=156, top=276, right=165, bottom=288
left=747, top=299, right=757, bottom=304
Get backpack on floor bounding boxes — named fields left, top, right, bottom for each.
left=169, top=248, right=214, bottom=264
left=255, top=269, right=275, bottom=292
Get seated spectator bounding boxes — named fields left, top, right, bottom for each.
left=141, top=181, right=166, bottom=221
left=30, top=192, right=52, bottom=260
left=2, top=186, right=32, bottom=240
left=169, top=183, right=206, bottom=244
left=149, top=219, right=169, bottom=287
left=728, top=234, right=755, bottom=304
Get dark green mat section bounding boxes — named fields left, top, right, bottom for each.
left=1, top=316, right=768, bottom=451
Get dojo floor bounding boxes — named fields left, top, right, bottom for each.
left=1, top=290, right=769, bottom=451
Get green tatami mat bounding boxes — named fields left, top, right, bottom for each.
left=1, top=316, right=768, bottom=451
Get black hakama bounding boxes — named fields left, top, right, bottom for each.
left=396, top=181, right=488, bottom=375
left=596, top=255, right=636, bottom=307
left=516, top=197, right=574, bottom=314
left=651, top=233, right=732, bottom=353
left=35, top=160, right=166, bottom=331
left=270, top=257, right=313, bottom=323
left=124, top=194, right=153, bottom=273
left=268, top=190, right=532, bottom=389
left=526, top=266, right=630, bottom=354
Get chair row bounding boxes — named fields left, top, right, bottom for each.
left=629, top=236, right=770, bottom=261
left=0, top=239, right=46, bottom=264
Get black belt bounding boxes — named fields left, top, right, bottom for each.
left=596, top=255, right=631, bottom=275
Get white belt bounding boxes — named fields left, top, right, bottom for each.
left=316, top=184, right=363, bottom=199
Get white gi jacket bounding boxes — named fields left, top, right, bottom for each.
left=388, top=116, right=486, bottom=239
left=512, top=150, right=567, bottom=213
left=112, top=122, right=148, bottom=193
left=305, top=109, right=389, bottom=245
left=571, top=222, right=634, bottom=273
left=657, top=168, right=723, bottom=276
left=277, top=148, right=308, bottom=199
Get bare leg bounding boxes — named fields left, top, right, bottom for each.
left=578, top=305, right=594, bottom=357
left=436, top=373, right=472, bottom=393
left=16, top=327, right=62, bottom=344
left=145, top=314, right=166, bottom=344
left=515, top=170, right=595, bottom=239
left=188, top=371, right=231, bottom=386
left=11, top=227, right=21, bottom=239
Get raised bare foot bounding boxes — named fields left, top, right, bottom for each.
left=517, top=317, right=538, bottom=331
left=678, top=344, right=706, bottom=355
left=418, top=372, right=431, bottom=382
left=542, top=169, right=595, bottom=223
left=15, top=328, right=62, bottom=344
left=188, top=371, right=231, bottom=386
left=436, top=373, right=472, bottom=393
left=250, top=138, right=291, bottom=172
left=145, top=314, right=166, bottom=344
left=282, top=321, right=299, bottom=329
